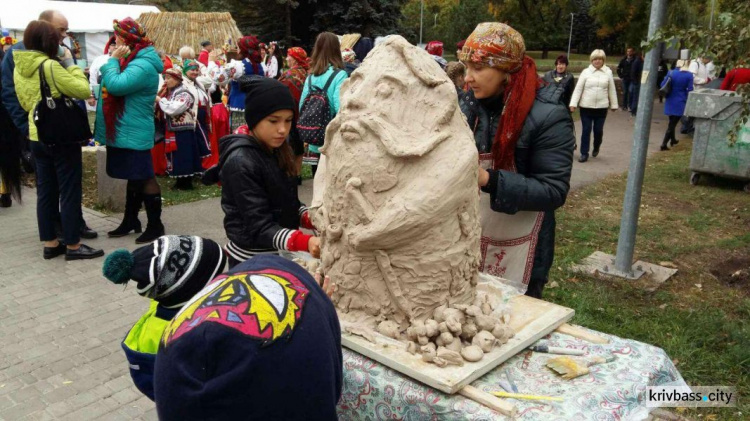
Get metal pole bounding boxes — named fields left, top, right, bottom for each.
left=419, top=0, right=424, bottom=46
left=567, top=13, right=574, bottom=58
left=613, top=0, right=668, bottom=276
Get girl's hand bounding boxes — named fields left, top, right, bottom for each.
left=478, top=168, right=490, bottom=188
left=308, top=236, right=321, bottom=258
left=569, top=106, right=576, bottom=113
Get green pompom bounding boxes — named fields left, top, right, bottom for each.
left=102, top=249, right=135, bottom=284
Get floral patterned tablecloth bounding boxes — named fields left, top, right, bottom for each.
left=337, top=326, right=686, bottom=420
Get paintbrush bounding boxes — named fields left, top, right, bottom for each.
left=546, top=355, right=615, bottom=380
left=529, top=345, right=586, bottom=356
left=491, top=391, right=564, bottom=402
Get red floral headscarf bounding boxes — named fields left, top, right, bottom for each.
left=425, top=41, right=444, bottom=57
left=238, top=35, right=262, bottom=64
left=286, top=47, right=310, bottom=69
left=459, top=22, right=539, bottom=171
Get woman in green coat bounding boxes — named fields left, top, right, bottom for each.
left=14, top=21, right=104, bottom=260
left=95, top=18, right=165, bottom=244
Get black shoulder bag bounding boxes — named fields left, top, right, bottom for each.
left=33, top=60, right=92, bottom=146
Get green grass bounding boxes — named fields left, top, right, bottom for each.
left=547, top=140, right=750, bottom=419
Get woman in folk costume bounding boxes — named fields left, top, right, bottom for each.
left=203, top=88, right=229, bottom=169
left=227, top=35, right=264, bottom=131
left=278, top=47, right=309, bottom=180
left=459, top=23, right=575, bottom=298
left=182, top=59, right=213, bottom=164
left=157, top=68, right=204, bottom=191
left=95, top=17, right=165, bottom=244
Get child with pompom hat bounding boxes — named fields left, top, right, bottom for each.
left=102, top=235, right=227, bottom=400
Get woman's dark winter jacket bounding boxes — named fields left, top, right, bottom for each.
left=460, top=83, right=575, bottom=296
left=542, top=70, right=575, bottom=108
left=215, top=135, right=302, bottom=253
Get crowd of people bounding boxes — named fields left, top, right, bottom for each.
left=0, top=8, right=748, bottom=418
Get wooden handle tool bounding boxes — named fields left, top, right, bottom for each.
left=555, top=323, right=610, bottom=344
left=460, top=385, right=517, bottom=417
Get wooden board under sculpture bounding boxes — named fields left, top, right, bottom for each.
left=341, top=275, right=574, bottom=394
left=306, top=35, right=574, bottom=395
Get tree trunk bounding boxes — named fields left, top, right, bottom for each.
left=542, top=47, right=549, bottom=59
left=285, top=2, right=293, bottom=46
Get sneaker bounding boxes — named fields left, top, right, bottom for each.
left=578, top=155, right=589, bottom=163
left=65, top=244, right=105, bottom=261
left=592, top=148, right=599, bottom=158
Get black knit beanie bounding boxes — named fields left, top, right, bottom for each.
left=102, top=235, right=227, bottom=308
left=239, top=75, right=296, bottom=130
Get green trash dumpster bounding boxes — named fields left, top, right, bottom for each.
left=683, top=88, right=750, bottom=191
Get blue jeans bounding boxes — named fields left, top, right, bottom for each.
left=622, top=79, right=633, bottom=110
left=629, top=82, right=641, bottom=115
left=579, top=108, right=608, bottom=156
left=31, top=142, right=83, bottom=245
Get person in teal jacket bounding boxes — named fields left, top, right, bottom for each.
left=95, top=18, right=165, bottom=245
left=298, top=32, right=348, bottom=176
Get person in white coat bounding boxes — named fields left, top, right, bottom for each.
left=569, top=49, right=618, bottom=162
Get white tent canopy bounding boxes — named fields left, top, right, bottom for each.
left=1, top=0, right=160, bottom=64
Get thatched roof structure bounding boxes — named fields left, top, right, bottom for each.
left=137, top=12, right=243, bottom=56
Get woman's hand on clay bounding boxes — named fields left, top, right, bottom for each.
left=315, top=270, right=336, bottom=299
left=111, top=46, right=130, bottom=60
left=478, top=168, right=490, bottom=188
left=308, top=236, right=321, bottom=258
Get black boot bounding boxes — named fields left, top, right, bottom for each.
left=136, top=194, right=165, bottom=244
left=108, top=190, right=143, bottom=237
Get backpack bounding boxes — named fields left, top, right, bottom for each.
left=297, top=70, right=341, bottom=147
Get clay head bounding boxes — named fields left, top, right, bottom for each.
left=330, top=36, right=457, bottom=158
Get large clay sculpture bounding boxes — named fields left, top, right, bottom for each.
left=311, top=36, right=481, bottom=325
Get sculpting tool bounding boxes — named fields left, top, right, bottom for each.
left=504, top=368, right=519, bottom=393
left=497, top=379, right=514, bottom=393
left=491, top=391, right=564, bottom=402
left=529, top=345, right=586, bottom=356
left=547, top=355, right=615, bottom=380
left=555, top=323, right=610, bottom=344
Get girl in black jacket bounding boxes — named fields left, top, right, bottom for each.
left=207, top=77, right=320, bottom=268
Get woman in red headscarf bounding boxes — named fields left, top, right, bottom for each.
left=278, top=47, right=309, bottom=182
left=95, top=17, right=165, bottom=244
left=227, top=35, right=265, bottom=131
left=458, top=22, right=575, bottom=299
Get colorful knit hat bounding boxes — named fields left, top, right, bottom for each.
left=459, top=22, right=539, bottom=171
left=103, top=235, right=227, bottom=309
left=112, top=17, right=152, bottom=67
left=286, top=47, right=310, bottom=69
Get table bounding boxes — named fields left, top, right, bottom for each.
left=337, top=325, right=685, bottom=419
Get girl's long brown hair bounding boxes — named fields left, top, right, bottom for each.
left=310, top=32, right=343, bottom=76
left=257, top=137, right=298, bottom=177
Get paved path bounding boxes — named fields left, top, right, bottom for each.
left=0, top=100, right=677, bottom=420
